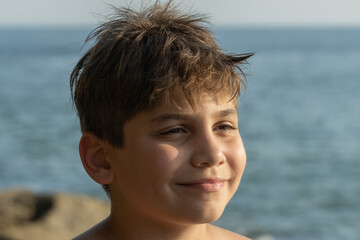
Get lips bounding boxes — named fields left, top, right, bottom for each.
left=177, top=179, right=226, bottom=192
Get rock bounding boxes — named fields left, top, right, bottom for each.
left=0, top=189, right=110, bottom=240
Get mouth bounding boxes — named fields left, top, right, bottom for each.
left=176, top=179, right=227, bottom=192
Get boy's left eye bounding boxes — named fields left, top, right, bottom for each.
left=214, top=124, right=237, bottom=132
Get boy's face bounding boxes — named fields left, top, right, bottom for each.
left=105, top=93, right=246, bottom=225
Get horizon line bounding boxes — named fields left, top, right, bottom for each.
left=1, top=23, right=360, bottom=30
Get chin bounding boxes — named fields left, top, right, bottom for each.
left=199, top=213, right=224, bottom=224
left=188, top=212, right=224, bottom=225
left=177, top=204, right=226, bottom=225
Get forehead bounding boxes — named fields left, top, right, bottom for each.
left=146, top=92, right=238, bottom=117
left=153, top=89, right=237, bottom=109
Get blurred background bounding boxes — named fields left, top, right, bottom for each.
left=1, top=0, right=359, bottom=239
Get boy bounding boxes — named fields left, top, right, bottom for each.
left=70, top=1, right=253, bottom=239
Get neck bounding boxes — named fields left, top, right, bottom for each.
left=105, top=202, right=209, bottom=240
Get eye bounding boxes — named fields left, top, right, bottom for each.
left=214, top=123, right=237, bottom=132
left=160, top=127, right=187, bottom=135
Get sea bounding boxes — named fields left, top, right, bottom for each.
left=0, top=27, right=359, bottom=240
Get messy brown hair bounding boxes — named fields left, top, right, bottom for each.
left=70, top=1, right=253, bottom=148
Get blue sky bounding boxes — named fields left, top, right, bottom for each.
left=1, top=0, right=360, bottom=27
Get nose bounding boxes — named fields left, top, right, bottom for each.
left=190, top=132, right=226, bottom=168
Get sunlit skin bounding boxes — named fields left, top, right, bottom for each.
left=75, top=94, right=249, bottom=240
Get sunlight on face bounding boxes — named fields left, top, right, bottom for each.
left=105, top=94, right=246, bottom=226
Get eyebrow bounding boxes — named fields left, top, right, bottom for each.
left=150, top=113, right=190, bottom=123
left=215, top=108, right=238, bottom=119
left=150, top=108, right=237, bottom=123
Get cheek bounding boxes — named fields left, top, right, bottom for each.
left=227, top=139, right=247, bottom=179
left=225, top=144, right=246, bottom=202
left=237, top=147, right=247, bottom=174
left=146, top=144, right=183, bottom=178
left=129, top=144, right=184, bottom=205
left=130, top=143, right=182, bottom=183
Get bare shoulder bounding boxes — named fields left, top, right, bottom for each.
left=73, top=219, right=111, bottom=240
left=207, top=224, right=251, bottom=240
left=73, top=230, right=97, bottom=240
left=73, top=227, right=102, bottom=240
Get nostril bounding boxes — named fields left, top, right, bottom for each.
left=217, top=152, right=226, bottom=165
left=191, top=152, right=226, bottom=168
left=193, top=161, right=207, bottom=168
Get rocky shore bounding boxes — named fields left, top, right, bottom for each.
left=0, top=189, right=110, bottom=240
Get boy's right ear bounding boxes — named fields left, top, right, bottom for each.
left=79, top=133, right=114, bottom=185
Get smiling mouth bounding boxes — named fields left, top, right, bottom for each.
left=177, top=179, right=226, bottom=192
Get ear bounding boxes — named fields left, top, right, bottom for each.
left=79, top=133, right=114, bottom=185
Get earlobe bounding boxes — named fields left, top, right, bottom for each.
left=79, top=133, right=114, bottom=185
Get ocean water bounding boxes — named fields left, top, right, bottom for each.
left=0, top=27, right=359, bottom=240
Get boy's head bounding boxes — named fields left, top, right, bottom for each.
left=70, top=2, right=253, bottom=228
left=70, top=1, right=252, bottom=148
